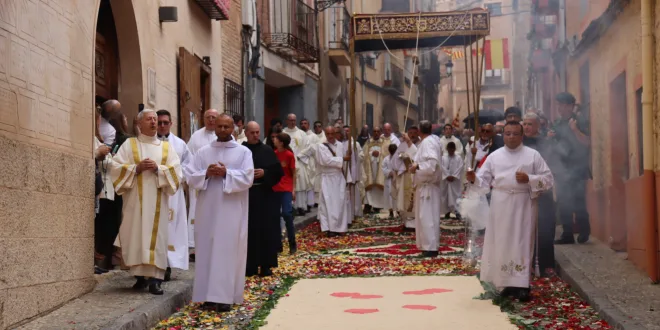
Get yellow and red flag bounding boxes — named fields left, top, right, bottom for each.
left=484, top=38, right=510, bottom=70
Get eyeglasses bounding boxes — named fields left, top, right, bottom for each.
left=158, top=121, right=170, bottom=126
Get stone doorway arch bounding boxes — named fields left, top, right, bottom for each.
left=93, top=0, right=143, bottom=131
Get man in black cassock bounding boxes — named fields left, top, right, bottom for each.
left=523, top=113, right=556, bottom=277
left=243, top=121, right=284, bottom=277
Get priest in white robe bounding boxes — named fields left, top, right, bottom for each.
left=340, top=125, right=364, bottom=224
left=109, top=109, right=182, bottom=295
left=362, top=127, right=390, bottom=213
left=317, top=126, right=349, bottom=236
left=186, top=109, right=219, bottom=254
left=439, top=124, right=464, bottom=157
left=301, top=118, right=319, bottom=212
left=383, top=122, right=401, bottom=147
left=391, top=129, right=419, bottom=229
left=156, top=110, right=191, bottom=279
left=466, top=121, right=553, bottom=302
left=185, top=114, right=254, bottom=312
left=440, top=141, right=464, bottom=218
left=409, top=121, right=444, bottom=257
left=282, top=113, right=311, bottom=214
left=312, top=121, right=327, bottom=203
left=381, top=144, right=397, bottom=218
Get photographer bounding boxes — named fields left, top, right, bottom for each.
left=549, top=92, right=591, bottom=244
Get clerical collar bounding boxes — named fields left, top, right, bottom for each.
left=211, top=139, right=237, bottom=148
left=138, top=134, right=160, bottom=145
left=157, top=133, right=169, bottom=139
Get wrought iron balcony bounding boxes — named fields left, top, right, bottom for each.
left=194, top=0, right=229, bottom=20
left=257, top=0, right=320, bottom=63
left=384, top=64, right=404, bottom=95
left=327, top=5, right=351, bottom=66
left=533, top=0, right=559, bottom=15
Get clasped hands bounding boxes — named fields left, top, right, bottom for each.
left=136, top=158, right=158, bottom=174
left=206, top=162, right=227, bottom=178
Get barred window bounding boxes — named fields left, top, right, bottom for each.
left=224, top=78, right=244, bottom=118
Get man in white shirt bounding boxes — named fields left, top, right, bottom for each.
left=383, top=122, right=401, bottom=146
left=99, top=99, right=121, bottom=144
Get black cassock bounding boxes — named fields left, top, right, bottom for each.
left=243, top=141, right=284, bottom=275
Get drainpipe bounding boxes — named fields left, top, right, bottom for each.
left=641, top=0, right=658, bottom=283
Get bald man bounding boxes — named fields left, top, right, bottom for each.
left=242, top=121, right=284, bottom=276
left=317, top=126, right=350, bottom=236
left=383, top=123, right=401, bottom=146
left=186, top=114, right=254, bottom=311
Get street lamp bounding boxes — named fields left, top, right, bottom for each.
left=445, top=60, right=454, bottom=77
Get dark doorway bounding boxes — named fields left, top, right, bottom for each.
left=95, top=0, right=119, bottom=105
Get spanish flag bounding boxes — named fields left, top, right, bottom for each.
left=484, top=38, right=510, bottom=70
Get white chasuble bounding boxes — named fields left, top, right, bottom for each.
left=472, top=145, right=553, bottom=290
left=381, top=155, right=394, bottom=210
left=413, top=135, right=443, bottom=251
left=186, top=128, right=217, bottom=248
left=391, top=142, right=418, bottom=227
left=363, top=137, right=390, bottom=209
left=440, top=154, right=464, bottom=214
left=343, top=139, right=364, bottom=222
left=317, top=141, right=347, bottom=233
left=110, top=135, right=182, bottom=279
left=185, top=140, right=254, bottom=305
left=163, top=134, right=191, bottom=270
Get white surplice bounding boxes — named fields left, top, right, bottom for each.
left=440, top=154, right=464, bottom=214
left=303, top=130, right=320, bottom=206
left=186, top=128, right=217, bottom=248
left=342, top=138, right=364, bottom=223
left=391, top=142, right=418, bottom=227
left=283, top=127, right=311, bottom=209
left=314, top=131, right=327, bottom=199
left=185, top=140, right=254, bottom=304
left=386, top=134, right=401, bottom=146
left=317, top=141, right=347, bottom=233
left=381, top=155, right=394, bottom=210
left=413, top=135, right=443, bottom=252
left=160, top=133, right=191, bottom=270
left=439, top=135, right=464, bottom=157
left=472, top=145, right=554, bottom=290
left=110, top=135, right=182, bottom=279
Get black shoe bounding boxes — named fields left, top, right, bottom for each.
left=455, top=212, right=462, bottom=220
left=289, top=244, right=298, bottom=254
left=444, top=213, right=451, bottom=219
left=149, top=281, right=164, bottom=295
left=516, top=288, right=531, bottom=302
left=363, top=205, right=372, bottom=213
left=500, top=287, right=515, bottom=297
left=577, top=234, right=589, bottom=244
left=389, top=210, right=394, bottom=218
left=259, top=267, right=273, bottom=277
left=132, top=277, right=148, bottom=290
left=421, top=251, right=439, bottom=258
left=216, top=303, right=232, bottom=312
left=164, top=267, right=172, bottom=282
left=554, top=236, right=575, bottom=245
left=94, top=266, right=109, bottom=274
left=314, top=203, right=318, bottom=208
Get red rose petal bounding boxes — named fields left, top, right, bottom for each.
left=402, top=288, right=453, bottom=295
left=344, top=308, right=380, bottom=314
left=352, top=294, right=383, bottom=299
left=402, top=304, right=437, bottom=310
left=331, top=292, right=360, bottom=298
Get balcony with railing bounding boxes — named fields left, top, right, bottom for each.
left=257, top=0, right=320, bottom=63
left=327, top=5, right=351, bottom=66
left=383, top=62, right=404, bottom=95
left=533, top=0, right=559, bottom=15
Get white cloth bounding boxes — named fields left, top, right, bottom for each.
left=304, top=130, right=321, bottom=206
left=472, top=145, right=554, bottom=290
left=314, top=131, right=327, bottom=194
left=283, top=127, right=311, bottom=193
left=99, top=117, right=116, bottom=145
left=413, top=135, right=443, bottom=251
left=382, top=155, right=394, bottom=210
left=391, top=142, right=418, bottom=227
left=160, top=134, right=191, bottom=270
left=440, top=135, right=464, bottom=157
left=186, top=128, right=217, bottom=248
left=343, top=138, right=364, bottom=220
left=109, top=135, right=182, bottom=279
left=317, top=141, right=347, bottom=233
left=386, top=134, right=400, bottom=146
left=440, top=154, right=464, bottom=214
left=185, top=140, right=254, bottom=304
left=464, top=138, right=490, bottom=171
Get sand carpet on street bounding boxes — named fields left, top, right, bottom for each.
left=261, top=276, right=516, bottom=330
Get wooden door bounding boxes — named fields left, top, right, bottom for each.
left=178, top=47, right=202, bottom=142
left=264, top=84, right=280, bottom=132
left=608, top=72, right=628, bottom=251
left=95, top=32, right=118, bottom=102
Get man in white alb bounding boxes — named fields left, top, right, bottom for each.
left=383, top=122, right=401, bottom=147
left=185, top=114, right=254, bottom=312
left=439, top=124, right=464, bottom=157
left=409, top=121, right=444, bottom=257
left=300, top=118, right=319, bottom=212
left=362, top=126, right=390, bottom=213
left=340, top=125, right=364, bottom=222
left=109, top=109, right=182, bottom=295
left=317, top=126, right=350, bottom=237
left=156, top=110, right=191, bottom=280
left=282, top=113, right=311, bottom=215
left=186, top=109, right=219, bottom=259
left=312, top=121, right=327, bottom=203
left=466, top=121, right=554, bottom=302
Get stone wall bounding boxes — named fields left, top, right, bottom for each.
left=0, top=0, right=236, bottom=327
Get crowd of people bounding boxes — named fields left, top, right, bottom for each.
left=92, top=90, right=590, bottom=311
